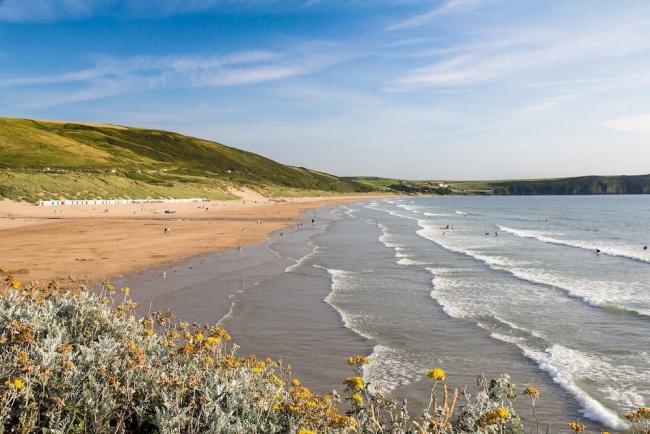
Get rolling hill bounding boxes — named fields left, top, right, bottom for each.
left=0, top=117, right=372, bottom=202
left=349, top=175, right=650, bottom=195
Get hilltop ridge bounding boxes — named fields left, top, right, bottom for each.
left=0, top=117, right=371, bottom=202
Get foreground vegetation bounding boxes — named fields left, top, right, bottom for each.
left=2, top=269, right=648, bottom=433
left=0, top=117, right=371, bottom=201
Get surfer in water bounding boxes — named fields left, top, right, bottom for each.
left=595, top=248, right=601, bottom=255
left=644, top=245, right=648, bottom=251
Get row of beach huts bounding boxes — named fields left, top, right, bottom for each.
left=36, top=198, right=209, bottom=207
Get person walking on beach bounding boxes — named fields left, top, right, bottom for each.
left=164, top=227, right=171, bottom=236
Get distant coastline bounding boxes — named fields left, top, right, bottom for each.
left=349, top=174, right=650, bottom=195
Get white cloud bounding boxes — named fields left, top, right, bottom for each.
left=1, top=46, right=345, bottom=107
left=387, top=0, right=494, bottom=31
left=515, top=93, right=580, bottom=118
left=0, top=0, right=108, bottom=22
left=390, top=20, right=650, bottom=90
left=602, top=113, right=650, bottom=132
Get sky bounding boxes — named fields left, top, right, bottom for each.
left=1, top=0, right=650, bottom=180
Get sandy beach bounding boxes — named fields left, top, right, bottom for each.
left=0, top=190, right=386, bottom=283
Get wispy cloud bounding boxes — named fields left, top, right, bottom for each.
left=515, top=93, right=580, bottom=118
left=387, top=0, right=494, bottom=31
left=0, top=0, right=325, bottom=23
left=1, top=45, right=346, bottom=107
left=390, top=20, right=650, bottom=90
left=602, top=113, right=650, bottom=132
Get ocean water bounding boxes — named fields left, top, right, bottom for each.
left=119, top=196, right=650, bottom=430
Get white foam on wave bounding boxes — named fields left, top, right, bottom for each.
left=342, top=207, right=359, bottom=218
left=424, top=212, right=452, bottom=217
left=397, top=204, right=423, bottom=213
left=521, top=345, right=632, bottom=430
left=285, top=242, right=321, bottom=273
left=455, top=210, right=467, bottom=216
left=486, top=325, right=638, bottom=429
left=427, top=267, right=476, bottom=319
left=498, top=225, right=650, bottom=264
left=365, top=345, right=424, bottom=393
left=416, top=219, right=650, bottom=316
left=377, top=223, right=426, bottom=266
left=428, top=265, right=640, bottom=429
left=376, top=205, right=647, bottom=428
left=315, top=265, right=374, bottom=341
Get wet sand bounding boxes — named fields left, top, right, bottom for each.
left=0, top=192, right=387, bottom=283
left=114, top=206, right=372, bottom=394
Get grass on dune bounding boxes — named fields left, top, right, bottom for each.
left=0, top=170, right=237, bottom=202
left=0, top=117, right=372, bottom=202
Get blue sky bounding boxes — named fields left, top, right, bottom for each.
left=2, top=0, right=650, bottom=179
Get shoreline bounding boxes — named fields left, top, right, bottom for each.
left=112, top=204, right=375, bottom=395
left=0, top=193, right=391, bottom=283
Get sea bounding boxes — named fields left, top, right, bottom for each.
left=118, top=195, right=650, bottom=431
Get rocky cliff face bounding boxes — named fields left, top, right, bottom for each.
left=491, top=175, right=650, bottom=195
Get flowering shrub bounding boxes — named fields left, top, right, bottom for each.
left=0, top=269, right=646, bottom=433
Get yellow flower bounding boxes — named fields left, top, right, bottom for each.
left=347, top=355, right=369, bottom=366
left=10, top=277, right=21, bottom=290
left=351, top=393, right=363, bottom=405
left=9, top=378, right=24, bottom=389
left=121, top=287, right=130, bottom=295
left=427, top=368, right=445, bottom=381
left=145, top=329, right=154, bottom=337
left=496, top=408, right=510, bottom=419
left=291, top=378, right=301, bottom=387
left=344, top=376, right=365, bottom=390
left=203, top=355, right=214, bottom=365
left=298, top=429, right=316, bottom=434
left=523, top=385, right=540, bottom=400
left=193, top=331, right=204, bottom=342
left=269, top=374, right=285, bottom=387
left=207, top=336, right=220, bottom=344
left=602, top=432, right=611, bottom=434
left=568, top=422, right=586, bottom=432
left=331, top=415, right=357, bottom=428
left=252, top=361, right=265, bottom=374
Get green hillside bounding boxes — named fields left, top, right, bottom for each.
left=349, top=175, right=650, bottom=195
left=0, top=117, right=372, bottom=201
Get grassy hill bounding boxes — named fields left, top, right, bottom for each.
left=0, top=117, right=372, bottom=201
left=349, top=175, right=650, bottom=195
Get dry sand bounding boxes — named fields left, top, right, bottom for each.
left=0, top=190, right=386, bottom=283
